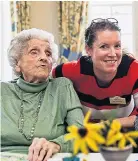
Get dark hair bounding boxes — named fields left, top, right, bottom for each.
left=85, top=18, right=121, bottom=47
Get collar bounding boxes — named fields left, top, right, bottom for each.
left=16, top=76, right=49, bottom=93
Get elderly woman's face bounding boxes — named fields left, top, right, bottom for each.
left=87, top=30, right=122, bottom=76
left=16, top=39, right=53, bottom=83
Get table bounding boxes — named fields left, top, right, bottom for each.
left=1, top=152, right=138, bottom=161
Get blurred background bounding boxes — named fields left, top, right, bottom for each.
left=0, top=1, right=138, bottom=81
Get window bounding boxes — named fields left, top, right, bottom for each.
left=88, top=1, right=133, bottom=53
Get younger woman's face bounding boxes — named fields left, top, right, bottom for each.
left=87, top=30, right=122, bottom=76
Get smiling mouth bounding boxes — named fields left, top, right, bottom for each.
left=104, top=60, right=117, bottom=64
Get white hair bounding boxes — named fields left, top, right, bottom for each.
left=8, top=28, right=58, bottom=76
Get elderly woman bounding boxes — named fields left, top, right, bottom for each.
left=53, top=18, right=138, bottom=129
left=1, top=28, right=84, bottom=161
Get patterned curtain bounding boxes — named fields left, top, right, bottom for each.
left=10, top=1, right=30, bottom=36
left=58, top=1, right=88, bottom=63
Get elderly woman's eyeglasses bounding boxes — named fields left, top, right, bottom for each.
left=90, top=18, right=118, bottom=26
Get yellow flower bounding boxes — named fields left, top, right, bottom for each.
left=106, top=120, right=123, bottom=146
left=118, top=131, right=138, bottom=149
left=65, top=111, right=105, bottom=154
left=106, top=120, right=138, bottom=149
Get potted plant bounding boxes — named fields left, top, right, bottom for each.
left=64, top=111, right=138, bottom=161
left=99, top=120, right=135, bottom=161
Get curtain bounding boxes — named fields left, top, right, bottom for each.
left=58, top=1, right=88, bottom=62
left=10, top=1, right=30, bottom=36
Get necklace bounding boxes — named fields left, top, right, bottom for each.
left=18, top=91, right=44, bottom=140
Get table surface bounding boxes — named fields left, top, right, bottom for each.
left=1, top=152, right=138, bottom=161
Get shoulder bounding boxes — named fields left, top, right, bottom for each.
left=52, top=56, right=91, bottom=78
left=130, top=57, right=138, bottom=68
left=124, top=54, right=138, bottom=74
left=54, top=60, right=78, bottom=73
left=1, top=79, right=17, bottom=88
left=54, top=56, right=90, bottom=69
left=49, top=77, right=73, bottom=87
left=116, top=54, right=137, bottom=78
left=121, top=54, right=135, bottom=67
left=47, top=77, right=75, bottom=97
left=1, top=79, right=18, bottom=94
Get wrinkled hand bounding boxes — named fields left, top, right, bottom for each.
left=28, top=137, right=61, bottom=161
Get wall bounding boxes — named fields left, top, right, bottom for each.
left=30, top=1, right=138, bottom=59
left=133, top=1, right=138, bottom=58
left=30, top=1, right=59, bottom=45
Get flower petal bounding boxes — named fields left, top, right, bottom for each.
left=111, top=120, right=121, bottom=131
left=85, top=123, right=104, bottom=131
left=64, top=133, right=78, bottom=141
left=83, top=110, right=91, bottom=125
left=86, top=137, right=99, bottom=152
left=73, top=138, right=82, bottom=155
left=88, top=131, right=105, bottom=144
left=80, top=139, right=89, bottom=154
left=67, top=125, right=78, bottom=133
left=107, top=129, right=116, bottom=140
left=118, top=137, right=126, bottom=149
left=127, top=131, right=138, bottom=138
left=126, top=136, right=137, bottom=147
left=106, top=133, right=123, bottom=146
